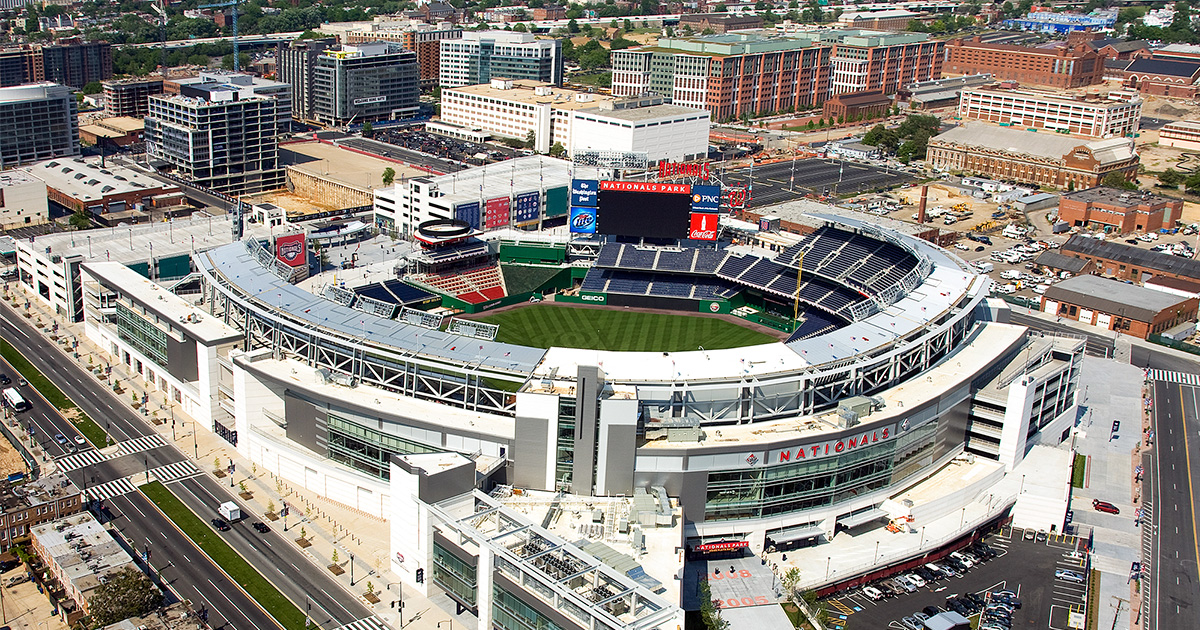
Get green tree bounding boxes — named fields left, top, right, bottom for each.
left=86, top=567, right=164, bottom=626
left=69, top=210, right=91, bottom=230
left=698, top=579, right=729, bottom=630
left=513, top=22, right=527, bottom=32
left=382, top=167, right=396, bottom=186
left=1102, top=171, right=1137, bottom=190
left=714, top=3, right=727, bottom=11
left=549, top=141, right=566, bottom=156
left=81, top=81, right=102, bottom=95
left=361, top=121, right=373, bottom=138
left=1159, top=168, right=1186, bottom=188
left=781, top=567, right=801, bottom=601
left=524, top=130, right=536, bottom=150
left=567, top=18, right=580, bottom=32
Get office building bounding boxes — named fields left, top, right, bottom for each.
left=0, top=170, right=47, bottom=230
left=678, top=12, right=763, bottom=33
left=927, top=122, right=1138, bottom=189
left=1057, top=186, right=1182, bottom=233
left=944, top=37, right=1105, bottom=89
left=102, top=77, right=164, bottom=117
left=441, top=80, right=709, bottom=158
left=167, top=71, right=292, bottom=119
left=1159, top=120, right=1200, bottom=151
left=340, top=22, right=463, bottom=89
left=612, top=33, right=832, bottom=122
left=821, top=30, right=943, bottom=96
left=276, top=37, right=335, bottom=122
left=305, top=42, right=420, bottom=125
left=0, top=82, right=79, bottom=168
left=145, top=73, right=290, bottom=195
left=957, top=86, right=1141, bottom=139
left=0, top=474, right=82, bottom=548
left=31, top=512, right=147, bottom=618
left=439, top=31, right=562, bottom=88
left=1041, top=275, right=1197, bottom=339
left=0, top=45, right=41, bottom=87
left=836, top=10, right=922, bottom=32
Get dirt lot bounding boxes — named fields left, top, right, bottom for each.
left=0, top=422, right=29, bottom=477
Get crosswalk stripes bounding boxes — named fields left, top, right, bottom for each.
left=55, top=448, right=109, bottom=472
left=333, top=617, right=391, bottom=630
left=84, top=476, right=137, bottom=502
left=149, top=460, right=201, bottom=484
left=1145, top=369, right=1200, bottom=386
left=117, top=434, right=168, bottom=456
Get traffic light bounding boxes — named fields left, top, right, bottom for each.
left=416, top=568, right=424, bottom=583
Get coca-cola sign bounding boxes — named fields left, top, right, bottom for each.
left=689, top=213, right=718, bottom=241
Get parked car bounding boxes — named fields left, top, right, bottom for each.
left=901, top=615, right=923, bottom=630
left=922, top=605, right=943, bottom=617
left=949, top=551, right=975, bottom=569
left=53, top=433, right=66, bottom=445
left=1056, top=569, right=1085, bottom=583
left=1023, top=529, right=1037, bottom=541
left=1036, top=530, right=1048, bottom=543
left=863, top=586, right=885, bottom=601
left=1093, top=499, right=1120, bottom=514
left=74, top=435, right=86, bottom=445
left=0, top=374, right=9, bottom=385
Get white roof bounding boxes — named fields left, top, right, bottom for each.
left=83, top=262, right=242, bottom=344
left=25, top=157, right=174, bottom=202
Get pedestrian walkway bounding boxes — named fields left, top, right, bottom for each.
left=85, top=476, right=137, bottom=502
left=118, top=434, right=167, bottom=456
left=1144, top=369, right=1200, bottom=385
left=333, top=617, right=392, bottom=630
left=55, top=447, right=108, bottom=472
left=149, top=460, right=201, bottom=484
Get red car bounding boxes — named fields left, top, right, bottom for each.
left=1093, top=499, right=1120, bottom=514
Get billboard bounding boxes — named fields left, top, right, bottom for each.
left=597, top=181, right=691, bottom=239
left=485, top=197, right=511, bottom=229
left=513, top=191, right=540, bottom=224
left=275, top=233, right=307, bottom=268
left=454, top=202, right=481, bottom=229
left=691, top=185, right=721, bottom=212
left=569, top=206, right=597, bottom=234
left=571, top=179, right=599, bottom=207
left=688, top=213, right=719, bottom=241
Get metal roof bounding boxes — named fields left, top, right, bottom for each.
left=1043, top=274, right=1191, bottom=322
left=1061, top=235, right=1200, bottom=279
left=1034, top=250, right=1090, bottom=274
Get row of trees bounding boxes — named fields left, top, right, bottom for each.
left=861, top=115, right=942, bottom=164
left=1125, top=2, right=1199, bottom=44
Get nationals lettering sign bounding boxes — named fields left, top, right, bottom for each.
left=659, top=161, right=711, bottom=180
left=275, top=233, right=307, bottom=268
left=766, top=423, right=898, bottom=465
left=689, top=213, right=719, bottom=241
left=599, top=181, right=690, bottom=194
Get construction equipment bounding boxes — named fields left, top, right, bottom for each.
left=200, top=0, right=242, bottom=72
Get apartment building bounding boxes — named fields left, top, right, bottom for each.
left=439, top=31, right=562, bottom=88
left=145, top=75, right=289, bottom=195
left=32, top=512, right=146, bottom=617
left=944, top=37, right=1105, bottom=89
left=311, top=42, right=421, bottom=124
left=611, top=32, right=832, bottom=122
left=927, top=122, right=1138, bottom=189
left=0, top=474, right=83, bottom=549
left=0, top=82, right=79, bottom=168
left=343, top=23, right=462, bottom=88
left=102, top=77, right=164, bottom=117
left=0, top=40, right=111, bottom=89
left=276, top=38, right=335, bottom=122
left=957, top=86, right=1141, bottom=138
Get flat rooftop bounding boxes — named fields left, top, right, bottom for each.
left=576, top=103, right=709, bottom=123
left=22, top=212, right=274, bottom=266
left=25, top=156, right=176, bottom=201
left=32, top=513, right=138, bottom=599
left=0, top=473, right=78, bottom=511
left=0, top=170, right=39, bottom=187
left=963, top=85, right=1140, bottom=107
left=83, top=261, right=242, bottom=344
left=1062, top=186, right=1177, bottom=208
left=279, top=140, right=429, bottom=195
left=448, top=80, right=616, bottom=111
left=1044, top=274, right=1193, bottom=321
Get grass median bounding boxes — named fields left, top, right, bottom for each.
left=0, top=338, right=73, bottom=409
left=139, top=481, right=307, bottom=630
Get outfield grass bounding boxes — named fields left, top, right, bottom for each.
left=140, top=481, right=307, bottom=630
left=475, top=304, right=776, bottom=351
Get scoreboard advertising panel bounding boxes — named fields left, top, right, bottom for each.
left=485, top=197, right=510, bottom=229
left=596, top=181, right=691, bottom=239
left=512, top=191, right=540, bottom=224
left=275, top=233, right=307, bottom=268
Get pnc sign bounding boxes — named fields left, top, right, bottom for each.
left=659, top=161, right=711, bottom=180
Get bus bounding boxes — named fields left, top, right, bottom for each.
left=1, top=387, right=29, bottom=413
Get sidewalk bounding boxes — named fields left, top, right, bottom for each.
left=11, top=292, right=470, bottom=630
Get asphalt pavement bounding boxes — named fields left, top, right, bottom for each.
left=0, top=301, right=382, bottom=630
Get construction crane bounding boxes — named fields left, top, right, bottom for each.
left=199, top=0, right=242, bottom=72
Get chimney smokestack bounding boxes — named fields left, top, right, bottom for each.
left=918, top=185, right=929, bottom=224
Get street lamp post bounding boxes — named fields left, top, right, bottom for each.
left=874, top=540, right=880, bottom=564
left=389, top=582, right=405, bottom=628
left=349, top=551, right=355, bottom=586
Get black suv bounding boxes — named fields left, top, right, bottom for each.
left=210, top=518, right=231, bottom=531
left=252, top=521, right=270, bottom=533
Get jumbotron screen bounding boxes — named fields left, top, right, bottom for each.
left=597, top=182, right=691, bottom=239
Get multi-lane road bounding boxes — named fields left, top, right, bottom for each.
left=0, top=303, right=385, bottom=630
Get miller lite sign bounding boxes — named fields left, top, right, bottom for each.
left=275, top=233, right=307, bottom=268
left=689, top=213, right=718, bottom=241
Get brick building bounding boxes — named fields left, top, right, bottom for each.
left=926, top=122, right=1138, bottom=190
left=0, top=474, right=83, bottom=548
left=102, top=77, right=163, bottom=117
left=679, top=13, right=763, bottom=34
left=78, top=116, right=144, bottom=147
left=1058, top=187, right=1182, bottom=233
left=27, top=155, right=178, bottom=219
left=943, top=37, right=1105, bottom=89
left=836, top=10, right=921, bottom=32
left=1041, top=274, right=1197, bottom=339
left=1159, top=121, right=1200, bottom=151
left=822, top=90, right=891, bottom=122
left=822, top=30, right=943, bottom=96
left=0, top=40, right=112, bottom=89
left=1059, top=235, right=1200, bottom=284
left=341, top=24, right=463, bottom=89
left=1114, top=58, right=1200, bottom=99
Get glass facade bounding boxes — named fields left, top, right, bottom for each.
left=432, top=542, right=477, bottom=606
left=327, top=414, right=440, bottom=480
left=555, top=399, right=575, bottom=491
left=115, top=303, right=167, bottom=366
left=493, top=583, right=569, bottom=630
left=704, top=422, right=939, bottom=521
